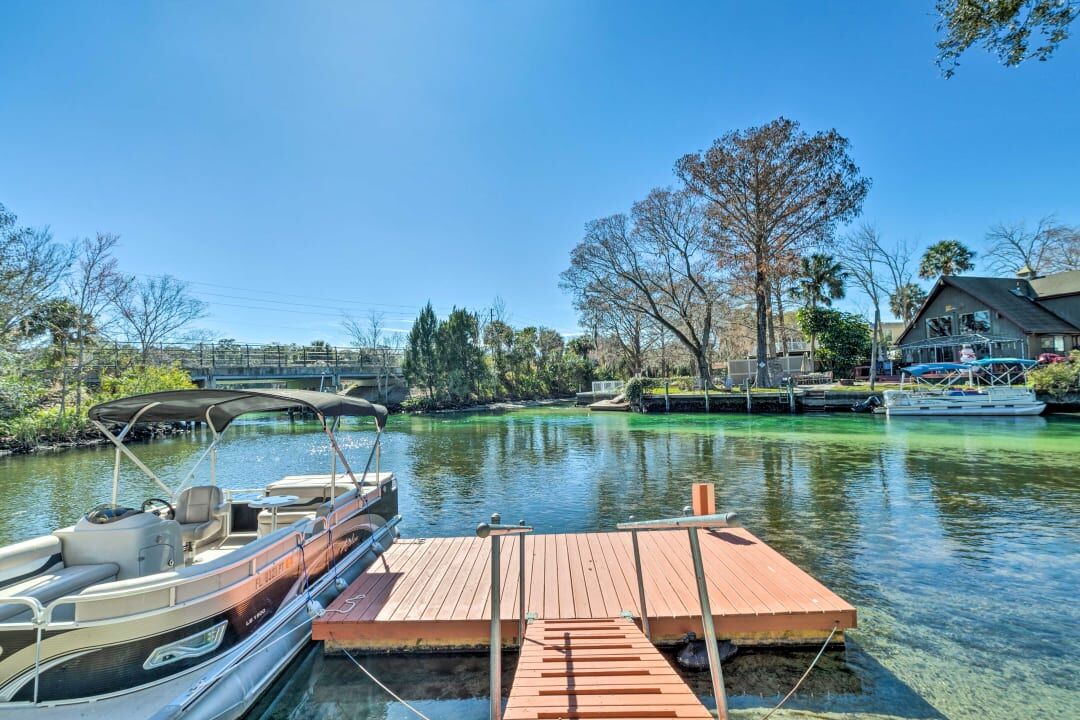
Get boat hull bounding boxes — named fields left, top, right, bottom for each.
left=0, top=518, right=397, bottom=720
left=885, top=403, right=1046, bottom=416
left=882, top=387, right=1046, bottom=417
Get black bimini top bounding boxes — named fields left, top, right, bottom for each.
left=88, top=388, right=388, bottom=430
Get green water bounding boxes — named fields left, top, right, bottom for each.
left=1, top=408, right=1077, bottom=719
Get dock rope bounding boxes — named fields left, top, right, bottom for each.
left=757, top=622, right=839, bottom=720
left=342, top=647, right=434, bottom=720
left=317, top=592, right=366, bottom=615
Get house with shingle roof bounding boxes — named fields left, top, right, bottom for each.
left=895, top=270, right=1080, bottom=363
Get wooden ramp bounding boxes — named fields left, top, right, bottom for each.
left=313, top=528, right=855, bottom=650
left=505, top=616, right=712, bottom=720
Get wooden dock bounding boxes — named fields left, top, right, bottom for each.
left=313, top=528, right=855, bottom=650
left=505, top=616, right=712, bottom=720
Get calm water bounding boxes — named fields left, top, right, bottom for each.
left=1, top=408, right=1077, bottom=719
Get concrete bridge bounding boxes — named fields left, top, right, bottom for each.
left=89, top=342, right=409, bottom=404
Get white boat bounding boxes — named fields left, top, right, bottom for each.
left=0, top=389, right=399, bottom=719
left=880, top=359, right=1045, bottom=417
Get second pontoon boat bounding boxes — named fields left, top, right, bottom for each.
left=881, top=359, right=1045, bottom=416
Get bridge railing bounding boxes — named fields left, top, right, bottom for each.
left=86, top=341, right=404, bottom=372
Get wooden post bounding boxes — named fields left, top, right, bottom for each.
left=691, top=483, right=716, bottom=516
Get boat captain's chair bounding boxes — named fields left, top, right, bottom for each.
left=174, top=485, right=228, bottom=552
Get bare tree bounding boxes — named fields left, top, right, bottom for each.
left=677, top=117, right=871, bottom=385
left=839, top=225, right=889, bottom=390
left=561, top=188, right=720, bottom=387
left=343, top=309, right=400, bottom=403
left=985, top=216, right=1080, bottom=275
left=856, top=231, right=918, bottom=324
left=0, top=204, right=74, bottom=340
left=577, top=295, right=654, bottom=376
left=67, top=234, right=129, bottom=412
left=110, top=274, right=207, bottom=359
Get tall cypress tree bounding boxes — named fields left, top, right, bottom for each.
left=438, top=308, right=486, bottom=402
left=402, top=302, right=440, bottom=400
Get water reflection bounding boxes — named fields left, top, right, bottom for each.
left=1, top=408, right=1077, bottom=720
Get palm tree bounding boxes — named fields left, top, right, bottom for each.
left=793, top=253, right=847, bottom=365
left=918, top=239, right=975, bottom=279
left=890, top=283, right=928, bottom=325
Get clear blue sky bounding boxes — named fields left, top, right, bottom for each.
left=2, top=1, right=1077, bottom=343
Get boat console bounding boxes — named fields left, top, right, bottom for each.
left=54, top=505, right=182, bottom=580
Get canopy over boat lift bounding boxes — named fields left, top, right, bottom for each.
left=899, top=332, right=1027, bottom=363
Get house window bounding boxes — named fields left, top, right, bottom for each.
left=926, top=316, right=953, bottom=338
left=1040, top=335, right=1066, bottom=353
left=959, top=310, right=991, bottom=334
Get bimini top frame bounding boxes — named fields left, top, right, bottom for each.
left=87, top=389, right=388, bottom=505
left=899, top=362, right=972, bottom=391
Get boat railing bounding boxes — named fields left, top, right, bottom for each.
left=153, top=517, right=401, bottom=718
left=0, top=596, right=45, bottom=625
left=2, top=514, right=401, bottom=707
left=38, top=527, right=309, bottom=626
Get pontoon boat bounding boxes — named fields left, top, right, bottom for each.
left=0, top=389, right=398, bottom=719
left=881, top=359, right=1045, bottom=416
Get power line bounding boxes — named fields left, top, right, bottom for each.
left=134, top=272, right=440, bottom=313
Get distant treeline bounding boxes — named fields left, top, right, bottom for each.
left=400, top=303, right=594, bottom=410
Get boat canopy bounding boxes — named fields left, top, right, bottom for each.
left=967, top=357, right=1037, bottom=367
left=89, top=388, right=388, bottom=430
left=901, top=363, right=971, bottom=377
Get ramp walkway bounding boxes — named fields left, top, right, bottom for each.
left=505, top=616, right=712, bottom=720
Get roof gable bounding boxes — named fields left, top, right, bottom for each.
left=1029, top=270, right=1080, bottom=298
left=895, top=275, right=1080, bottom=344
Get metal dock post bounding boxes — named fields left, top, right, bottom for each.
left=618, top=511, right=740, bottom=720
left=477, top=514, right=533, bottom=720
left=626, top=517, right=651, bottom=640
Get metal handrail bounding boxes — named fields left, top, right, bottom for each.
left=477, top=513, right=533, bottom=720
left=0, top=596, right=45, bottom=624
left=617, top=512, right=739, bottom=720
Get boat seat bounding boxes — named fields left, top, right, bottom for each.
left=257, top=509, right=317, bottom=538
left=0, top=562, right=119, bottom=622
left=0, top=535, right=64, bottom=587
left=175, top=485, right=228, bottom=550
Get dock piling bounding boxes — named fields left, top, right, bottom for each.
left=618, top=511, right=740, bottom=720
left=688, top=526, right=729, bottom=720
left=476, top=514, right=533, bottom=720
left=628, top=521, right=651, bottom=640
left=518, top=519, right=526, bottom=646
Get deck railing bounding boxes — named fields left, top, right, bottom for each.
left=83, top=341, right=404, bottom=373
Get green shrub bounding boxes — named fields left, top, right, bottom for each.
left=623, top=376, right=645, bottom=405
left=0, top=406, right=90, bottom=447
left=96, top=363, right=195, bottom=399
left=401, top=395, right=441, bottom=413
left=1029, top=353, right=1080, bottom=398
left=0, top=350, right=47, bottom=419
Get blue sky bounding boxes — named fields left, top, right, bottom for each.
left=1, top=1, right=1077, bottom=343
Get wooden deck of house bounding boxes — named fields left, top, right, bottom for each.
left=312, top=527, right=856, bottom=650
left=504, top=616, right=712, bottom=720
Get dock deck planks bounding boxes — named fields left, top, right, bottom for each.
left=504, top=616, right=712, bottom=720
left=313, top=528, right=856, bottom=650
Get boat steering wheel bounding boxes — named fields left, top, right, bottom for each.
left=142, top=498, right=175, bottom=520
